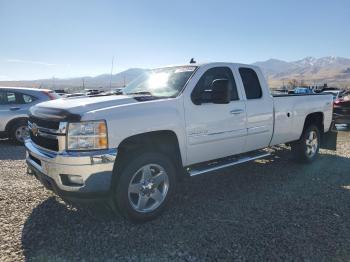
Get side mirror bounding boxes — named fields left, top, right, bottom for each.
left=211, top=79, right=231, bottom=104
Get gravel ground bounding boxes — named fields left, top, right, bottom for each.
left=1, top=128, right=350, bottom=261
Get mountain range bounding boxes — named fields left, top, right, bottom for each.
left=1, top=56, right=350, bottom=90
left=0, top=68, right=147, bottom=92
left=253, top=56, right=350, bottom=88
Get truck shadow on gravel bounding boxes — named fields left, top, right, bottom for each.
left=21, top=148, right=350, bottom=261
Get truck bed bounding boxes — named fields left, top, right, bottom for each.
left=270, top=93, right=333, bottom=146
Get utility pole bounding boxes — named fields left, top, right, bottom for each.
left=109, top=56, right=114, bottom=90
left=82, top=78, right=85, bottom=89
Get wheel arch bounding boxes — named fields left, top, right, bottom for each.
left=5, top=117, right=29, bottom=133
left=301, top=112, right=324, bottom=138
left=116, top=130, right=184, bottom=171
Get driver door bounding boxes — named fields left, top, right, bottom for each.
left=183, top=66, right=247, bottom=165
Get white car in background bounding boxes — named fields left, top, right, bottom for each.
left=0, top=87, right=59, bottom=143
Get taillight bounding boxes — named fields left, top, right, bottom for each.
left=43, top=91, right=57, bottom=100
left=334, top=98, right=345, bottom=108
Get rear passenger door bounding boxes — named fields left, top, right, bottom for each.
left=237, top=67, right=274, bottom=152
left=184, top=65, right=247, bottom=165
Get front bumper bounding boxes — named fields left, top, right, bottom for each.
left=25, top=139, right=117, bottom=199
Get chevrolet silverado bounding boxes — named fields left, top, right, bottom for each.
left=25, top=62, right=335, bottom=222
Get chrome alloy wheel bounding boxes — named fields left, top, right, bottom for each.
left=15, top=125, right=29, bottom=142
left=128, top=164, right=169, bottom=213
left=305, top=130, right=318, bottom=157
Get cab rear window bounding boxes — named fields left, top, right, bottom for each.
left=239, top=68, right=262, bottom=99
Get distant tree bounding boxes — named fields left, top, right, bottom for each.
left=288, top=79, right=298, bottom=88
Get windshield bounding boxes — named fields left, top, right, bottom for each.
left=123, top=66, right=197, bottom=98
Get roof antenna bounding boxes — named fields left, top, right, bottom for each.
left=189, top=58, right=196, bottom=64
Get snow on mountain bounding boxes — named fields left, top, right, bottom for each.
left=255, top=56, right=350, bottom=76
left=254, top=56, right=350, bottom=88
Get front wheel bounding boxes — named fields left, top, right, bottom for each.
left=113, top=152, right=176, bottom=222
left=291, top=124, right=320, bottom=163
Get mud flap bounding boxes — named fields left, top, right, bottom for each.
left=320, top=123, right=337, bottom=151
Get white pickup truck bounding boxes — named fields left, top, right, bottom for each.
left=25, top=62, right=336, bottom=222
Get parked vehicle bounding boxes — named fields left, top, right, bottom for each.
left=54, top=89, right=67, bottom=97
left=25, top=63, right=335, bottom=222
left=0, top=87, right=59, bottom=143
left=110, top=88, right=124, bottom=95
left=293, top=87, right=314, bottom=94
left=64, top=92, right=86, bottom=98
left=333, top=93, right=350, bottom=126
left=322, top=90, right=344, bottom=101
left=84, top=89, right=103, bottom=96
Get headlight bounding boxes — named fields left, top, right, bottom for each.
left=67, top=120, right=108, bottom=151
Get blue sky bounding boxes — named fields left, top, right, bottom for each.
left=0, top=0, right=349, bottom=80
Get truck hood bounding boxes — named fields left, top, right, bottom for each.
left=30, top=95, right=138, bottom=121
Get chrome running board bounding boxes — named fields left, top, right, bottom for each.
left=188, top=151, right=271, bottom=177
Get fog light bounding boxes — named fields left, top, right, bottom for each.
left=60, top=174, right=84, bottom=186
left=68, top=175, right=84, bottom=185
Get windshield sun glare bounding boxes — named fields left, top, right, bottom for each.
left=123, top=66, right=197, bottom=98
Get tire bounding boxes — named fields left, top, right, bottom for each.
left=9, top=119, right=29, bottom=144
left=291, top=124, right=320, bottom=163
left=113, top=151, right=176, bottom=222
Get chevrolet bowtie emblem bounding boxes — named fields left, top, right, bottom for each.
left=31, top=123, right=39, bottom=136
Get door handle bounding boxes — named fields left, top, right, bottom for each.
left=230, top=109, right=244, bottom=115
left=10, top=107, right=20, bottom=111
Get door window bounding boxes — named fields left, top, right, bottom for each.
left=7, top=92, right=17, bottom=104
left=239, top=68, right=262, bottom=99
left=191, top=67, right=239, bottom=104
left=0, top=91, right=28, bottom=104
left=21, top=94, right=36, bottom=104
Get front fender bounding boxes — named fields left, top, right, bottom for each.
left=82, top=98, right=187, bottom=165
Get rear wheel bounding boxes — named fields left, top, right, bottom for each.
left=291, top=124, right=320, bottom=163
left=113, top=152, right=176, bottom=222
left=10, top=119, right=29, bottom=144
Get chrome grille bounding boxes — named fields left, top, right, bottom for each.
left=28, top=119, right=67, bottom=152
left=28, top=116, right=60, bottom=130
